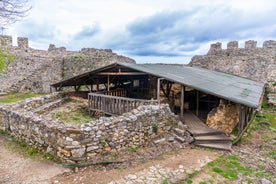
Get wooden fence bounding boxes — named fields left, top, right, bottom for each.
left=88, top=92, right=158, bottom=115
left=102, top=88, right=127, bottom=97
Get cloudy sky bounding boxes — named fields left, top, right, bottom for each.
left=4, top=0, right=276, bottom=63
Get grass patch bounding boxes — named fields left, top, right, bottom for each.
left=268, top=151, right=276, bottom=160
left=0, top=48, right=14, bottom=74
left=162, top=179, right=169, bottom=184
left=0, top=93, right=46, bottom=103
left=207, top=155, right=251, bottom=180
left=0, top=131, right=60, bottom=162
left=129, top=146, right=137, bottom=152
left=50, top=101, right=95, bottom=125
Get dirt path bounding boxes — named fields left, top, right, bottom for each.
left=0, top=135, right=69, bottom=184
left=53, top=148, right=218, bottom=184
left=0, top=131, right=219, bottom=184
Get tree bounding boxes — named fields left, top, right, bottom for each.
left=0, top=0, right=31, bottom=25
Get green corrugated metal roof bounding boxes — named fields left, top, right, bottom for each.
left=116, top=62, right=265, bottom=108
left=51, top=62, right=265, bottom=108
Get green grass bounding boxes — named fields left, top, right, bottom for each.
left=206, top=155, right=252, bottom=180
left=50, top=102, right=95, bottom=125
left=0, top=131, right=60, bottom=162
left=129, top=146, right=137, bottom=152
left=0, top=48, right=14, bottom=74
left=162, top=179, right=169, bottom=184
left=0, top=93, right=46, bottom=103
left=268, top=151, right=276, bottom=160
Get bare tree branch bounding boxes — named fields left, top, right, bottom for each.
left=0, top=0, right=32, bottom=25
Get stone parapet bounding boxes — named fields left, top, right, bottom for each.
left=207, top=42, right=222, bottom=55
left=0, top=35, right=12, bottom=47
left=17, top=37, right=29, bottom=49
left=227, top=41, right=238, bottom=50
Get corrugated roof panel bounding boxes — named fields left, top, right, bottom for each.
left=118, top=62, right=265, bottom=108
left=51, top=62, right=265, bottom=108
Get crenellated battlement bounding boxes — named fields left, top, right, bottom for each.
left=190, top=40, right=276, bottom=106
left=0, top=35, right=68, bottom=54
left=208, top=40, right=276, bottom=54
left=0, top=35, right=12, bottom=47
left=0, top=35, right=135, bottom=93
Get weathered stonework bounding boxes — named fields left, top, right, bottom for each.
left=206, top=100, right=240, bottom=135
left=189, top=40, right=276, bottom=106
left=0, top=93, right=179, bottom=164
left=0, top=35, right=135, bottom=93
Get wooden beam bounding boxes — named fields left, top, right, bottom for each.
left=196, top=91, right=199, bottom=116
left=238, top=105, right=246, bottom=135
left=180, top=85, right=185, bottom=118
left=157, top=78, right=161, bottom=104
left=107, top=75, right=110, bottom=92
left=97, top=72, right=146, bottom=75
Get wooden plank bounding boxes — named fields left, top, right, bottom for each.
left=97, top=72, right=147, bottom=75
left=88, top=92, right=158, bottom=115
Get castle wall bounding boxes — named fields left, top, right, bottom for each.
left=189, top=40, right=276, bottom=105
left=0, top=35, right=135, bottom=93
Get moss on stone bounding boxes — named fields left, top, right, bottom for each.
left=0, top=48, right=14, bottom=74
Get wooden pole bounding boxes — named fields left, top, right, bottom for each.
left=181, top=85, right=185, bottom=118
left=157, top=78, right=161, bottom=104
left=96, top=78, right=99, bottom=91
left=107, top=75, right=110, bottom=93
left=196, top=91, right=199, bottom=116
left=238, top=105, right=246, bottom=136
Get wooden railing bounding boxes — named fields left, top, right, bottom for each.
left=88, top=93, right=158, bottom=115
left=102, top=88, right=127, bottom=97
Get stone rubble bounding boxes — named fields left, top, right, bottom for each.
left=108, top=157, right=213, bottom=184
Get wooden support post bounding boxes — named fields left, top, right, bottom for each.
left=196, top=91, right=199, bottom=116
left=180, top=85, right=185, bottom=118
left=107, top=75, right=110, bottom=93
left=238, top=105, right=246, bottom=135
left=157, top=78, right=162, bottom=104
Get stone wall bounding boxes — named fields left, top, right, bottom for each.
left=0, top=93, right=178, bottom=164
left=190, top=40, right=276, bottom=84
left=206, top=100, right=240, bottom=135
left=0, top=35, right=135, bottom=93
left=189, top=40, right=276, bottom=106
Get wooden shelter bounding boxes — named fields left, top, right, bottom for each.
left=51, top=62, right=265, bottom=137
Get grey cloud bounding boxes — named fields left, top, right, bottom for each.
left=107, top=5, right=276, bottom=57
left=17, top=20, right=56, bottom=40
left=73, top=24, right=100, bottom=40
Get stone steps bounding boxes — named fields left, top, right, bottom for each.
left=193, top=134, right=232, bottom=142
left=194, top=142, right=232, bottom=151
left=1, top=58, right=53, bottom=93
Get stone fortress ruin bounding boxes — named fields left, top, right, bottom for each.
left=0, top=36, right=275, bottom=164
left=190, top=40, right=276, bottom=106
left=0, top=35, right=135, bottom=93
